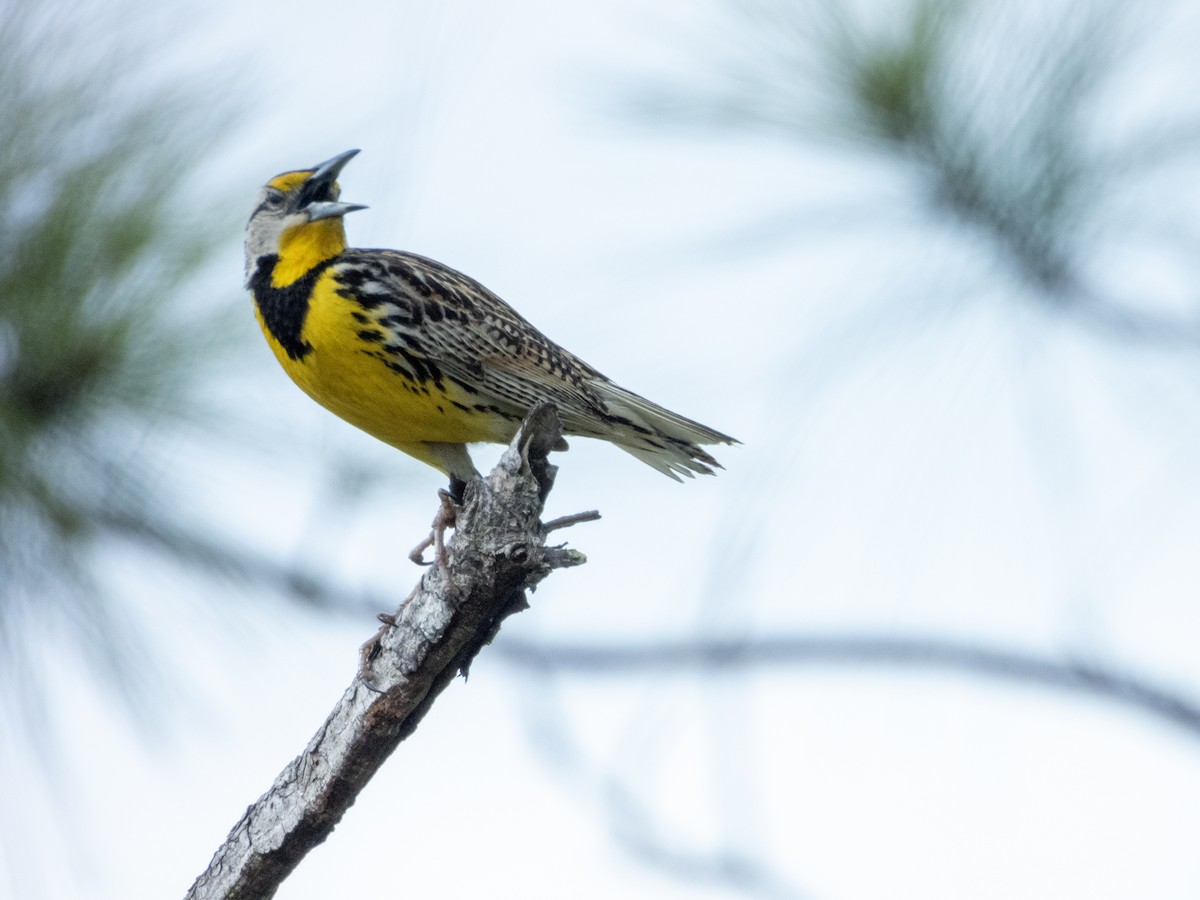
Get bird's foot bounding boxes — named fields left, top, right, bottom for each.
left=408, top=488, right=459, bottom=567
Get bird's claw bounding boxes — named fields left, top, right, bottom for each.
left=408, top=488, right=459, bottom=567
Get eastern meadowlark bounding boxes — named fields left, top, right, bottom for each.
left=245, top=149, right=737, bottom=502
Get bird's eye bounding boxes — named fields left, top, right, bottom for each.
left=264, top=192, right=285, bottom=209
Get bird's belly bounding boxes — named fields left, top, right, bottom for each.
left=263, top=286, right=514, bottom=448
left=294, top=351, right=495, bottom=446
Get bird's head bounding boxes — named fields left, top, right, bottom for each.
left=244, top=148, right=366, bottom=285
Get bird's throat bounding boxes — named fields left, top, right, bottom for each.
left=272, top=219, right=347, bottom=287
left=251, top=254, right=337, bottom=361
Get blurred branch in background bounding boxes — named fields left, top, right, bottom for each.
left=631, top=0, right=1200, bottom=344
left=497, top=634, right=1200, bottom=737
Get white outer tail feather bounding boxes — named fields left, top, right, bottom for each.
left=586, top=380, right=736, bottom=482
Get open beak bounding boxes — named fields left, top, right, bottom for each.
left=311, top=148, right=360, bottom=184
left=306, top=199, right=368, bottom=222
left=298, top=148, right=367, bottom=219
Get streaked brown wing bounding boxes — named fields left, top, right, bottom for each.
left=333, top=249, right=615, bottom=436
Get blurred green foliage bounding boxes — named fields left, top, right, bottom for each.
left=0, top=2, right=243, bottom=718
left=633, top=0, right=1199, bottom=339
left=817, top=0, right=1120, bottom=295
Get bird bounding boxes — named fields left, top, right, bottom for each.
left=244, top=149, right=737, bottom=522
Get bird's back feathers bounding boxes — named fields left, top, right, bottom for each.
left=329, top=249, right=737, bottom=479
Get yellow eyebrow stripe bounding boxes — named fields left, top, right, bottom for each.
left=267, top=170, right=312, bottom=192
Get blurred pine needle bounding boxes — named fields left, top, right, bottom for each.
left=629, top=0, right=1200, bottom=341
left=0, top=3, right=247, bottom=730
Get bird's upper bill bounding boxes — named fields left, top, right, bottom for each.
left=265, top=148, right=367, bottom=222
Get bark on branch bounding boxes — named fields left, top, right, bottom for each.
left=185, top=403, right=594, bottom=900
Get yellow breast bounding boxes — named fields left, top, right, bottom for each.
left=255, top=269, right=511, bottom=452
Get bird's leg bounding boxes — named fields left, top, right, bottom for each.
left=428, top=488, right=457, bottom=565
left=408, top=479, right=465, bottom=566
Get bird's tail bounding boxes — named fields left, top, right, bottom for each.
left=581, top=380, right=738, bottom=481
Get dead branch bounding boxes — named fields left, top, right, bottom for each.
left=185, top=403, right=594, bottom=900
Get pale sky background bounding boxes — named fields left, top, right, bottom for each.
left=6, top=0, right=1200, bottom=898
